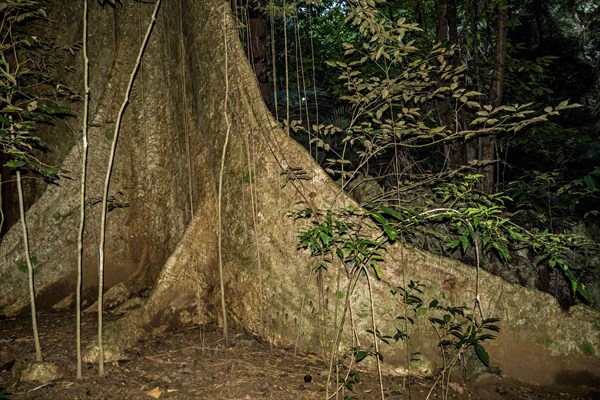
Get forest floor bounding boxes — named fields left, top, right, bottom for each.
left=1, top=311, right=599, bottom=400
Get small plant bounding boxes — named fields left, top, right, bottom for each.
left=295, top=209, right=385, bottom=280
left=295, top=208, right=388, bottom=399
left=427, top=305, right=500, bottom=399
left=428, top=307, right=500, bottom=368
left=340, top=368, right=361, bottom=392
left=390, top=280, right=500, bottom=399
left=0, top=387, right=10, bottom=399
left=391, top=280, right=427, bottom=344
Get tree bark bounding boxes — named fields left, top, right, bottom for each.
left=0, top=0, right=599, bottom=387
left=437, top=0, right=464, bottom=170
left=480, top=0, right=508, bottom=193
left=247, top=0, right=269, bottom=102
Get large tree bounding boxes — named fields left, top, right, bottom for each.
left=1, top=0, right=599, bottom=386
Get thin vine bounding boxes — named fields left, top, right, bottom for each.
left=96, top=0, right=162, bottom=375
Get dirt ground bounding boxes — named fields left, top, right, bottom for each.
left=1, top=311, right=598, bottom=400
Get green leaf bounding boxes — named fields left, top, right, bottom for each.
left=483, top=317, right=501, bottom=325
left=461, top=234, right=469, bottom=252
left=482, top=235, right=490, bottom=247
left=104, top=126, right=115, bottom=140
left=477, top=334, right=496, bottom=341
left=507, top=228, right=520, bottom=240
left=383, top=224, right=397, bottom=241
left=319, top=231, right=330, bottom=248
left=583, top=175, right=596, bottom=190
left=381, top=206, right=403, bottom=220
left=5, top=159, right=26, bottom=169
left=0, top=387, right=11, bottom=399
left=492, top=241, right=509, bottom=260
left=355, top=350, right=369, bottom=362
left=475, top=343, right=490, bottom=367
left=371, top=260, right=382, bottom=280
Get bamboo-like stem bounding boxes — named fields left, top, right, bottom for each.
left=365, top=269, right=385, bottom=400
left=217, top=4, right=230, bottom=346
left=283, top=5, right=290, bottom=134
left=16, top=170, right=43, bottom=362
left=326, top=268, right=360, bottom=399
left=97, top=0, right=162, bottom=376
left=76, top=0, right=90, bottom=380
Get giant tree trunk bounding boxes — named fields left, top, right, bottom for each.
left=1, top=0, right=599, bottom=387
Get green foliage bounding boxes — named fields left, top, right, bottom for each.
left=390, top=280, right=426, bottom=342
left=368, top=174, right=596, bottom=299
left=286, top=4, right=599, bottom=394
left=428, top=307, right=500, bottom=368
left=295, top=209, right=385, bottom=279
left=505, top=46, right=557, bottom=100
left=0, top=1, right=67, bottom=179
left=16, top=254, right=38, bottom=273
left=506, top=168, right=600, bottom=219
left=391, top=280, right=500, bottom=376
left=0, top=387, right=11, bottom=399
left=263, top=0, right=359, bottom=93
left=578, top=341, right=596, bottom=356
left=339, top=368, right=361, bottom=393
left=288, top=10, right=598, bottom=394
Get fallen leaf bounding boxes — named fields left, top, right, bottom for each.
left=145, top=386, right=162, bottom=398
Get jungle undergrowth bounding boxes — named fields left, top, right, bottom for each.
left=294, top=207, right=501, bottom=399
left=280, top=1, right=598, bottom=397
left=0, top=0, right=70, bottom=365
left=264, top=0, right=598, bottom=306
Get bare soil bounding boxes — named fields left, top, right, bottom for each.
left=1, top=311, right=598, bottom=400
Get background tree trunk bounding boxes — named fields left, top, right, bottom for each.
left=0, top=0, right=599, bottom=387
left=247, top=0, right=270, bottom=102
left=437, top=0, right=465, bottom=170
left=480, top=0, right=508, bottom=193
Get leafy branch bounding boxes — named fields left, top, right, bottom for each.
left=368, top=174, right=597, bottom=299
